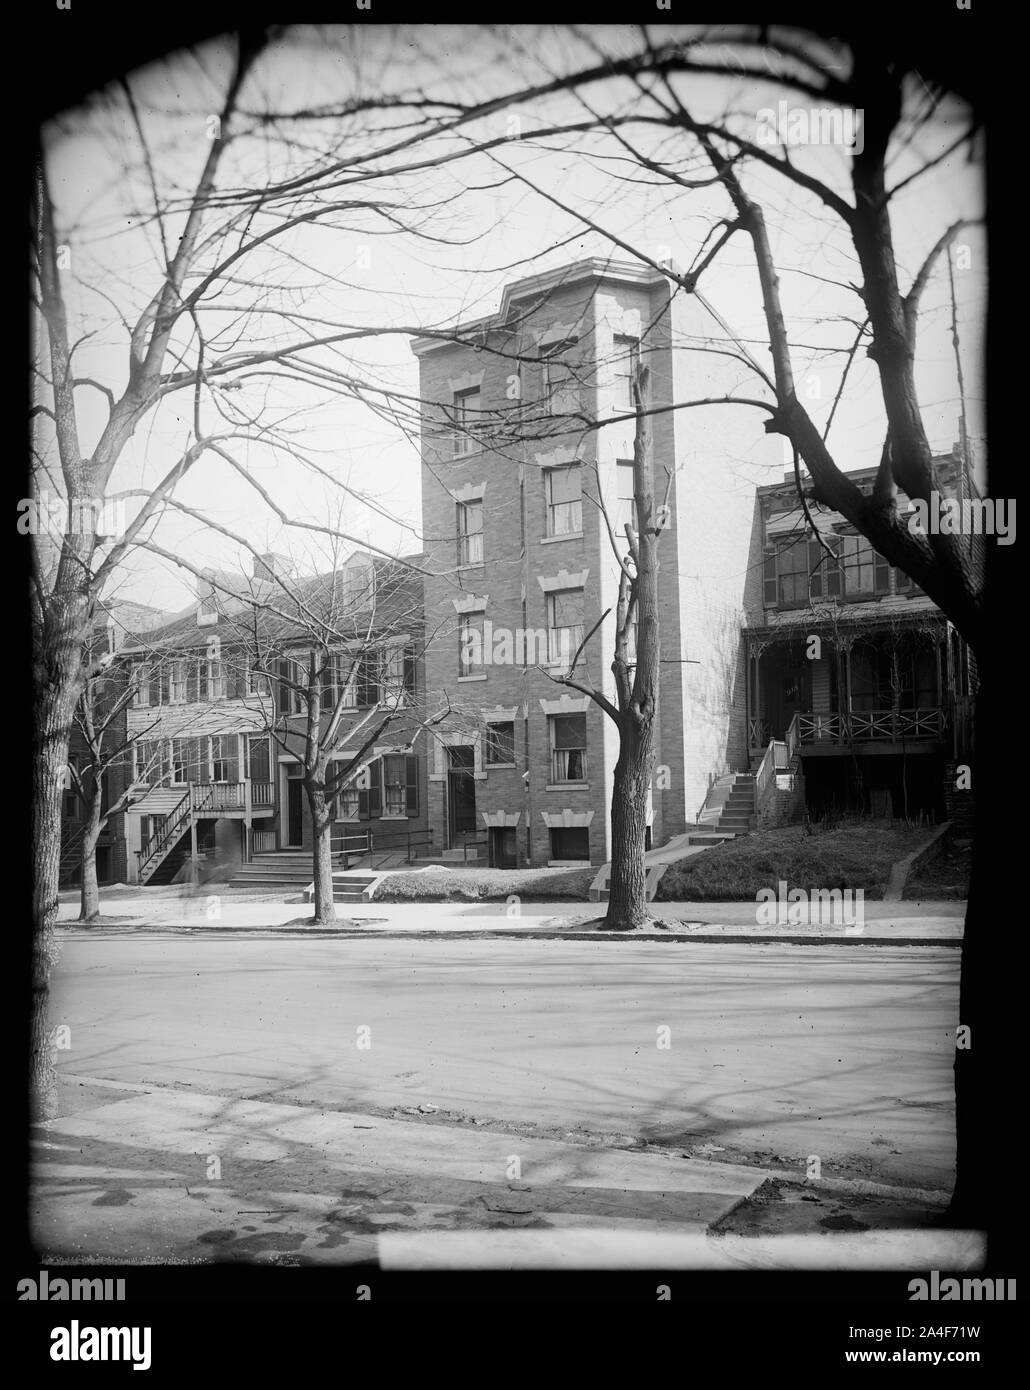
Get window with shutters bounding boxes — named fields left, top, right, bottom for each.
left=170, top=739, right=189, bottom=785
left=339, top=785, right=360, bottom=819
left=382, top=754, right=415, bottom=816
left=131, top=664, right=150, bottom=707
left=545, top=465, right=582, bottom=536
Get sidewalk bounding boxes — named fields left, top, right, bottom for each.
left=57, top=892, right=965, bottom=943
left=33, top=1075, right=979, bottom=1269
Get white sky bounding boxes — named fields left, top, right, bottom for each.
left=37, top=24, right=986, bottom=614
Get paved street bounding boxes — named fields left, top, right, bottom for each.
left=47, top=935, right=958, bottom=1190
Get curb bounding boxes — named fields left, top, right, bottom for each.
left=56, top=923, right=961, bottom=945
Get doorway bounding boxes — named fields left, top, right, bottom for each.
left=767, top=650, right=812, bottom=739
left=287, top=776, right=304, bottom=847
left=488, top=826, right=518, bottom=868
left=447, top=746, right=477, bottom=845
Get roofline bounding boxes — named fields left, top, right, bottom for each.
left=756, top=450, right=963, bottom=497
left=410, top=258, right=675, bottom=357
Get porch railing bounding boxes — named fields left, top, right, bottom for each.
left=791, top=707, right=945, bottom=745
left=252, top=829, right=277, bottom=854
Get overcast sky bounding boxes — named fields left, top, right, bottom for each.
left=37, top=24, right=985, bottom=614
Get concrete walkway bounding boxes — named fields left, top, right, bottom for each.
left=57, top=891, right=965, bottom=943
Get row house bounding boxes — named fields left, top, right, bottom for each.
left=114, top=550, right=430, bottom=884
left=742, top=454, right=979, bottom=823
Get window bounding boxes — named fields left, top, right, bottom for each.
left=277, top=658, right=306, bottom=715
left=550, top=713, right=587, bottom=782
left=543, top=342, right=578, bottom=416
left=458, top=615, right=483, bottom=677
left=186, top=656, right=209, bottom=703
left=170, top=660, right=187, bottom=704
left=211, top=735, right=238, bottom=783
left=457, top=499, right=484, bottom=566
left=616, top=460, right=637, bottom=537
left=485, top=721, right=516, bottom=765
left=550, top=827, right=589, bottom=860
left=545, top=466, right=582, bottom=536
left=247, top=657, right=271, bottom=696
left=547, top=589, right=585, bottom=666
left=839, top=534, right=889, bottom=596
left=208, top=655, right=226, bottom=700
left=148, top=665, right=169, bottom=707
left=380, top=645, right=413, bottom=707
left=356, top=653, right=380, bottom=707
left=135, top=739, right=165, bottom=785
left=339, top=785, right=360, bottom=820
left=452, top=388, right=480, bottom=456
left=170, top=739, right=189, bottom=785
left=764, top=537, right=843, bottom=607
left=382, top=754, right=419, bottom=816
left=131, top=664, right=150, bottom=708
left=612, top=335, right=641, bottom=412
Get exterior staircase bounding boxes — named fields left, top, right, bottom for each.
left=230, top=851, right=383, bottom=904
left=688, top=772, right=756, bottom=845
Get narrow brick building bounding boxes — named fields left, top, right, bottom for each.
left=413, top=258, right=779, bottom=867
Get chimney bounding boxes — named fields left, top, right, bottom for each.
left=254, top=551, right=288, bottom=582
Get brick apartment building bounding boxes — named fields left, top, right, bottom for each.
left=62, top=551, right=431, bottom=886
left=413, top=258, right=780, bottom=867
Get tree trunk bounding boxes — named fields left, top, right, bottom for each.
left=308, top=780, right=337, bottom=924
left=604, top=716, right=656, bottom=929
left=33, top=684, right=78, bottom=1121
left=78, top=824, right=102, bottom=922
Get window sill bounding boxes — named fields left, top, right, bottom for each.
left=539, top=532, right=584, bottom=545
left=486, top=763, right=517, bottom=771
left=380, top=814, right=409, bottom=821
left=546, top=782, right=589, bottom=792
left=458, top=673, right=488, bottom=682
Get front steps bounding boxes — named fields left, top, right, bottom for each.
left=694, top=773, right=755, bottom=840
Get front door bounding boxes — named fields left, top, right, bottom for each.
left=447, top=746, right=477, bottom=845
left=287, top=778, right=304, bottom=847
left=770, top=658, right=811, bottom=739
